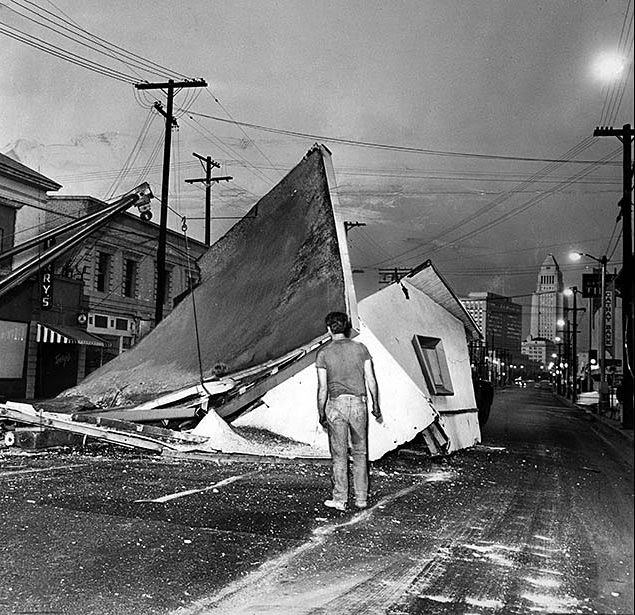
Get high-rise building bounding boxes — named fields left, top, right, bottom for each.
left=460, top=291, right=522, bottom=354
left=529, top=254, right=564, bottom=341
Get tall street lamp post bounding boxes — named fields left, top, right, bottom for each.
left=571, top=252, right=609, bottom=413
left=565, top=286, right=585, bottom=404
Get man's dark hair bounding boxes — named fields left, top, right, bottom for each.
left=325, top=311, right=350, bottom=335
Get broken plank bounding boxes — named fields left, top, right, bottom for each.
left=1, top=402, right=202, bottom=453
left=77, top=404, right=200, bottom=423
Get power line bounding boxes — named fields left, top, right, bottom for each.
left=7, top=0, right=190, bottom=80
left=0, top=22, right=137, bottom=83
left=186, top=110, right=621, bottom=166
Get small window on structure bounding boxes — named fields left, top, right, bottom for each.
left=95, top=252, right=111, bottom=292
left=123, top=258, right=137, bottom=298
left=94, top=315, right=108, bottom=328
left=115, top=318, right=128, bottom=331
left=412, top=335, right=454, bottom=396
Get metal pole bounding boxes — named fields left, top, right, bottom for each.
left=572, top=287, right=578, bottom=403
left=566, top=319, right=571, bottom=398
left=587, top=296, right=593, bottom=391
left=599, top=256, right=608, bottom=413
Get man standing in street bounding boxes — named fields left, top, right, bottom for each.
left=316, top=311, right=382, bottom=511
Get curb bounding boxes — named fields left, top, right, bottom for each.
left=555, top=393, right=634, bottom=445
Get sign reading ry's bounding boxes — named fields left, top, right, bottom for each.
left=40, top=265, right=53, bottom=310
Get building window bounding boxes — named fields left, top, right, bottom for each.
left=94, top=315, right=108, bottom=328
left=412, top=335, right=454, bottom=396
left=115, top=318, right=129, bottom=331
left=95, top=252, right=111, bottom=292
left=123, top=258, right=137, bottom=298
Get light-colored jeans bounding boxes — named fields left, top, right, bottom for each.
left=325, top=394, right=368, bottom=505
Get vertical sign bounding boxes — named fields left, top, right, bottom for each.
left=41, top=265, right=53, bottom=310
left=604, top=277, right=615, bottom=355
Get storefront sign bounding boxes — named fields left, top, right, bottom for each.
left=604, top=282, right=614, bottom=354
left=40, top=266, right=53, bottom=310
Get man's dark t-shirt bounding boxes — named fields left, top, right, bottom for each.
left=316, top=339, right=371, bottom=398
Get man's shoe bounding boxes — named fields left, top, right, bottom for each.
left=354, top=501, right=367, bottom=509
left=324, top=499, right=346, bottom=511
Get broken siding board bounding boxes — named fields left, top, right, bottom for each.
left=1, top=402, right=205, bottom=452
left=78, top=404, right=200, bottom=422
left=216, top=349, right=321, bottom=419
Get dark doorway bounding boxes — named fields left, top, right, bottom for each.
left=36, top=343, right=78, bottom=398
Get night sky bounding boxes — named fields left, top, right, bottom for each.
left=2, top=0, right=633, bottom=334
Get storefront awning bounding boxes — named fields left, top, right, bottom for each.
left=36, top=323, right=106, bottom=347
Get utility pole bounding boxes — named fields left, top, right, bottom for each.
left=185, top=153, right=233, bottom=247
left=135, top=78, right=207, bottom=325
left=566, top=286, right=585, bottom=404
left=593, top=124, right=634, bottom=428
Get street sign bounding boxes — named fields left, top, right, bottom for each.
left=582, top=273, right=601, bottom=298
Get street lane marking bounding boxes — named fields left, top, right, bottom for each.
left=0, top=464, right=85, bottom=477
left=135, top=473, right=254, bottom=503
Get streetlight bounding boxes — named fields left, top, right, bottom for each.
left=570, top=251, right=609, bottom=412
left=564, top=286, right=585, bottom=404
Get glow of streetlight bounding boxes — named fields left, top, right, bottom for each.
left=555, top=335, right=562, bottom=342
left=564, top=288, right=573, bottom=297
left=569, top=251, right=583, bottom=262
left=592, top=52, right=627, bottom=82
left=557, top=319, right=565, bottom=328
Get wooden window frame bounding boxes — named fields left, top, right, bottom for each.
left=412, top=335, right=454, bottom=396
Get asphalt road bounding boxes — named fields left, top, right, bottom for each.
left=0, top=387, right=632, bottom=615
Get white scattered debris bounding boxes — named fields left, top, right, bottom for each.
left=525, top=577, right=560, bottom=589
left=424, top=470, right=455, bottom=483
left=463, top=543, right=520, bottom=554
left=465, top=596, right=504, bottom=609
left=419, top=594, right=453, bottom=603
left=611, top=591, right=620, bottom=597
left=522, top=592, right=580, bottom=613
left=533, top=534, right=553, bottom=541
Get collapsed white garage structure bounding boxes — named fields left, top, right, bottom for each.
left=200, top=261, right=482, bottom=460
left=2, top=145, right=482, bottom=460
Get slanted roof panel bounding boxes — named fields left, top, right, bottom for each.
left=405, top=260, right=482, bottom=340
left=63, top=146, right=349, bottom=405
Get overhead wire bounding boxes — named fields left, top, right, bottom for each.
left=6, top=0, right=191, bottom=80
left=407, top=146, right=623, bottom=266
left=366, top=136, right=601, bottom=267
left=103, top=108, right=157, bottom=199
left=182, top=114, right=274, bottom=185
left=599, top=0, right=634, bottom=125
left=0, top=22, right=137, bottom=83
left=202, top=88, right=283, bottom=180
left=186, top=111, right=621, bottom=166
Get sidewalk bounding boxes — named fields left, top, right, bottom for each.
left=556, top=392, right=634, bottom=445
